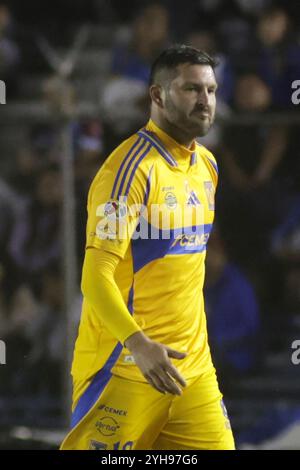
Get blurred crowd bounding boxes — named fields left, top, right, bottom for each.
left=0, top=0, right=300, bottom=404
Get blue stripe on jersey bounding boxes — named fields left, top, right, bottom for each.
left=127, top=284, right=134, bottom=314
left=143, top=164, right=154, bottom=206
left=131, top=222, right=213, bottom=273
left=70, top=341, right=123, bottom=429
left=191, top=152, right=197, bottom=165
left=111, top=136, right=143, bottom=199
left=115, top=139, right=148, bottom=199
left=123, top=143, right=152, bottom=197
left=70, top=280, right=136, bottom=429
left=207, top=157, right=219, bottom=175
left=137, top=130, right=178, bottom=167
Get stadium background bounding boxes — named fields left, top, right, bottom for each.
left=0, top=0, right=300, bottom=449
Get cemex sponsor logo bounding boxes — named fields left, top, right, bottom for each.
left=98, top=404, right=127, bottom=416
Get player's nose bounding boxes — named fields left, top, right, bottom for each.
left=197, top=89, right=209, bottom=107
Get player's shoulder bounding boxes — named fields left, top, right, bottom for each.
left=89, top=130, right=156, bottom=200
left=195, top=142, right=219, bottom=179
left=104, top=131, right=155, bottom=173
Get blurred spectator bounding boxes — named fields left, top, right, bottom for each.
left=2, top=264, right=64, bottom=396
left=10, top=147, right=40, bottom=197
left=102, top=3, right=170, bottom=140
left=235, top=0, right=272, bottom=16
left=9, top=122, right=61, bottom=199
left=73, top=118, right=104, bottom=263
left=217, top=74, right=289, bottom=264
left=29, top=124, right=58, bottom=161
left=271, top=195, right=300, bottom=264
left=111, top=3, right=170, bottom=84
left=215, top=1, right=253, bottom=64
left=205, top=228, right=261, bottom=377
left=8, top=166, right=62, bottom=287
left=255, top=7, right=300, bottom=109
left=283, top=267, right=300, bottom=323
left=101, top=77, right=148, bottom=139
left=0, top=284, right=38, bottom=394
left=74, top=118, right=104, bottom=186
left=0, top=178, right=24, bottom=303
left=0, top=177, right=22, bottom=249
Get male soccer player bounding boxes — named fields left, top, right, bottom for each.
left=61, top=45, right=235, bottom=450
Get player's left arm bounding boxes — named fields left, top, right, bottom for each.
left=81, top=247, right=142, bottom=344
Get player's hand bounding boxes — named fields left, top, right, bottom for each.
left=124, top=331, right=187, bottom=396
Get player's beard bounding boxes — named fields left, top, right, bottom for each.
left=190, top=112, right=213, bottom=137
left=164, top=94, right=213, bottom=138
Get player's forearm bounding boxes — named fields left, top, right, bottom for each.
left=81, top=248, right=141, bottom=344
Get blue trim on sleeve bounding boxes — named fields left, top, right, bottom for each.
left=123, top=143, right=152, bottom=197
left=127, top=285, right=134, bottom=314
left=207, top=157, right=219, bottom=175
left=143, top=165, right=154, bottom=207
left=116, top=139, right=148, bottom=199
left=111, top=136, right=143, bottom=199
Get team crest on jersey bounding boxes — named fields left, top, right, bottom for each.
left=164, top=192, right=177, bottom=210
left=204, top=181, right=215, bottom=211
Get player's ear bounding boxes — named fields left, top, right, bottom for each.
left=149, top=84, right=164, bottom=108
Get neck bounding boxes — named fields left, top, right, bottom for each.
left=150, top=114, right=195, bottom=149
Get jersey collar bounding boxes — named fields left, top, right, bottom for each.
left=143, top=119, right=197, bottom=169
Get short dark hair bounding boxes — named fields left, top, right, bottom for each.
left=149, top=44, right=218, bottom=87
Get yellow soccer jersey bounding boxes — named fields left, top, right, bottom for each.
left=71, top=119, right=218, bottom=414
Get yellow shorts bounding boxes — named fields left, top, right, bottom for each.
left=61, top=368, right=235, bottom=450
